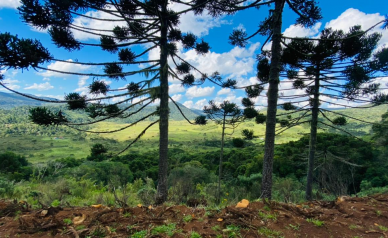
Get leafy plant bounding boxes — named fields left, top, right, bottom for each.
left=183, top=215, right=193, bottom=223
left=258, top=211, right=277, bottom=221
left=131, top=230, right=147, bottom=238
left=258, top=227, right=284, bottom=238
left=190, top=231, right=202, bottom=238
left=288, top=224, right=300, bottom=231
left=63, top=218, right=72, bottom=225
left=306, top=218, right=324, bottom=227
left=152, top=224, right=180, bottom=236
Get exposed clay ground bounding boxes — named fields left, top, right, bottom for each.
left=1, top=194, right=388, bottom=238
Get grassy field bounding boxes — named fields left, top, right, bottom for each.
left=1, top=104, right=386, bottom=163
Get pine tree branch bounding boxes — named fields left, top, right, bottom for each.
left=115, top=120, right=159, bottom=156
left=66, top=111, right=157, bottom=133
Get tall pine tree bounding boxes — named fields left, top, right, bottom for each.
left=0, top=0, right=231, bottom=204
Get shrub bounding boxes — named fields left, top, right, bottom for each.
left=232, top=138, right=244, bottom=148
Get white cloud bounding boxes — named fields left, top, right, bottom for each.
left=186, top=86, right=215, bottom=99
left=0, top=78, right=20, bottom=91
left=38, top=59, right=92, bottom=78
left=71, top=7, right=127, bottom=40
left=180, top=42, right=260, bottom=79
left=43, top=78, right=51, bottom=81
left=171, top=94, right=183, bottom=102
left=0, top=0, right=21, bottom=9
left=170, top=2, right=230, bottom=37
left=169, top=83, right=186, bottom=94
left=283, top=22, right=322, bottom=38
left=24, top=82, right=54, bottom=91
left=217, top=88, right=231, bottom=95
left=183, top=98, right=207, bottom=110
left=325, top=8, right=388, bottom=48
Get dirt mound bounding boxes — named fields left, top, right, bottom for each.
left=1, top=195, right=388, bottom=237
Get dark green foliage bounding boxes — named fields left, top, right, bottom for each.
left=168, top=164, right=212, bottom=201
left=85, top=104, right=105, bottom=118
left=332, top=116, right=347, bottom=126
left=256, top=58, right=270, bottom=83
left=182, top=33, right=197, bottom=49
left=128, top=21, right=145, bottom=37
left=90, top=143, right=107, bottom=157
left=255, top=113, right=266, bottom=124
left=103, top=63, right=125, bottom=80
left=48, top=26, right=80, bottom=51
left=65, top=93, right=87, bottom=110
left=29, top=107, right=68, bottom=126
left=195, top=40, right=210, bottom=55
left=127, top=82, right=140, bottom=94
left=105, top=104, right=120, bottom=116
left=242, top=98, right=254, bottom=108
left=113, top=26, right=129, bottom=41
left=182, top=74, right=195, bottom=87
left=279, top=119, right=290, bottom=127
left=74, top=161, right=133, bottom=186
left=100, top=35, right=118, bottom=53
left=243, top=107, right=258, bottom=119
left=168, top=28, right=182, bottom=41
left=167, top=42, right=178, bottom=56
left=229, top=29, right=248, bottom=47
left=118, top=48, right=136, bottom=62
left=89, top=80, right=110, bottom=95
left=232, top=138, right=245, bottom=148
left=195, top=115, right=207, bottom=125
left=245, top=84, right=264, bottom=98
left=0, top=32, right=51, bottom=70
left=176, top=62, right=190, bottom=74
left=242, top=129, right=254, bottom=140
left=0, top=152, right=28, bottom=173
left=281, top=103, right=297, bottom=111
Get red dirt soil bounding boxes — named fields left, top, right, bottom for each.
left=1, top=194, right=388, bottom=237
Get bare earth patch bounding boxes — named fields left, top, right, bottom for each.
left=1, top=194, right=388, bottom=237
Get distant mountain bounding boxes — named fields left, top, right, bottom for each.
left=0, top=92, right=202, bottom=121
left=0, top=92, right=59, bottom=109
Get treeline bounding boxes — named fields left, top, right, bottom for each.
left=1, top=129, right=387, bottom=207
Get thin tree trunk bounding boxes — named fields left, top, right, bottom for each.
left=261, top=0, right=284, bottom=199
left=218, top=116, right=226, bottom=204
left=306, top=67, right=320, bottom=201
left=155, top=1, right=169, bottom=205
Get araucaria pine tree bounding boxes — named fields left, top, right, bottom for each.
left=0, top=0, right=228, bottom=204
left=201, top=100, right=244, bottom=203
left=279, top=24, right=388, bottom=200
left=224, top=0, right=322, bottom=199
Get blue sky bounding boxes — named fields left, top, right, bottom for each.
left=0, top=0, right=387, bottom=110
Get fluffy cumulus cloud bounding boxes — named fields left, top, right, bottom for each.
left=325, top=8, right=388, bottom=48
left=186, top=86, right=215, bottom=99
left=181, top=42, right=260, bottom=79
left=217, top=88, right=232, bottom=95
left=24, top=82, right=54, bottom=91
left=283, top=22, right=322, bottom=38
left=169, top=83, right=186, bottom=94
left=170, top=2, right=230, bottom=37
left=183, top=98, right=207, bottom=110
left=0, top=0, right=20, bottom=9
left=0, top=78, right=20, bottom=91
left=38, top=60, right=92, bottom=78
left=70, top=2, right=228, bottom=41
left=171, top=94, right=183, bottom=102
left=71, top=7, right=126, bottom=40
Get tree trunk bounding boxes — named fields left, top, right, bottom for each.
left=155, top=1, right=169, bottom=205
left=306, top=67, right=320, bottom=201
left=261, top=0, right=284, bottom=199
left=217, top=116, right=226, bottom=204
